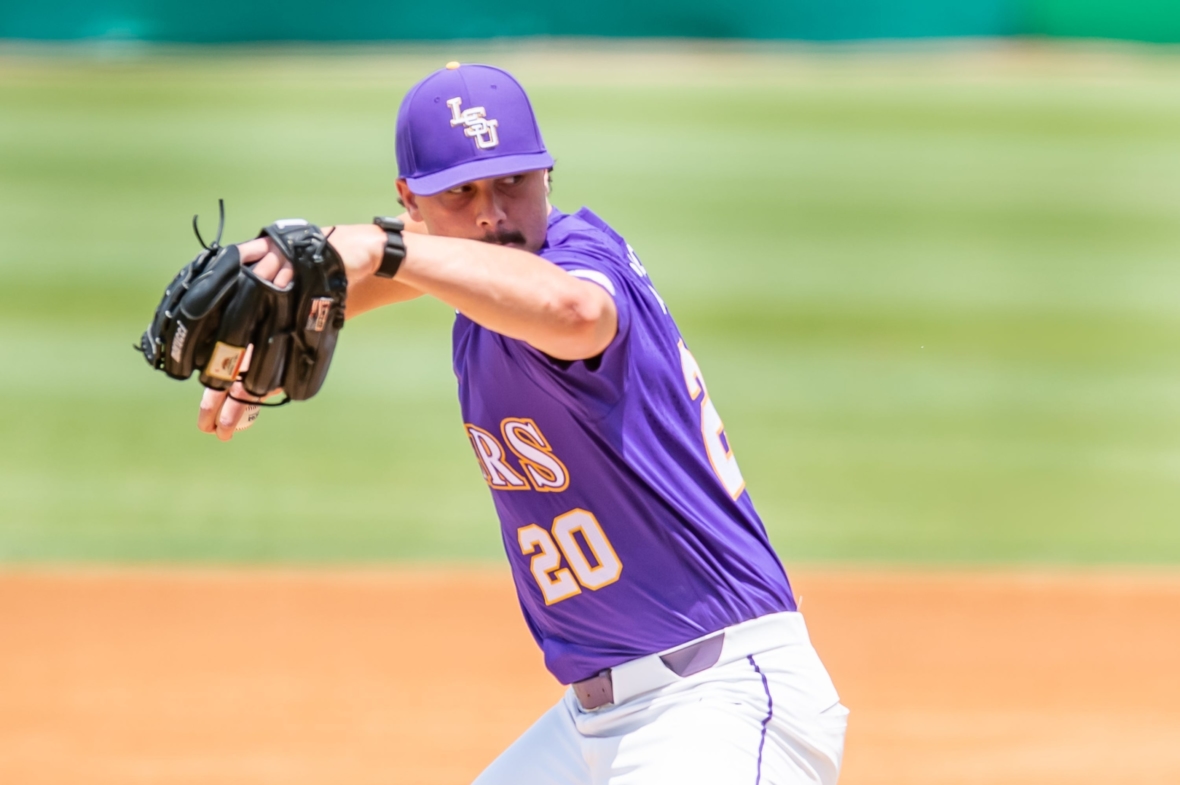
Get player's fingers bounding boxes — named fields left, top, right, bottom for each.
left=215, top=380, right=255, bottom=441
left=237, top=237, right=271, bottom=264
left=212, top=346, right=260, bottom=441
left=273, top=260, right=295, bottom=289
left=239, top=239, right=290, bottom=284
left=198, top=386, right=228, bottom=433
left=250, top=250, right=288, bottom=282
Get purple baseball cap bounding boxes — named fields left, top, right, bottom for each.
left=396, top=62, right=554, bottom=196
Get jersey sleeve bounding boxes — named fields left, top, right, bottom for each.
left=514, top=230, right=635, bottom=415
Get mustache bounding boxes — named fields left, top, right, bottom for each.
left=480, top=228, right=528, bottom=246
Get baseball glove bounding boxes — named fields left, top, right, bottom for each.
left=139, top=202, right=348, bottom=404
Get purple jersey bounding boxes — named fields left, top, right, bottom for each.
left=453, top=207, right=795, bottom=684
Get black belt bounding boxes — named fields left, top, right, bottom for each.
left=572, top=631, right=725, bottom=711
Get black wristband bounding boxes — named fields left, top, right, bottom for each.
left=372, top=216, right=406, bottom=279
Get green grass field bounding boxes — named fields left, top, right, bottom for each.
left=3, top=42, right=1180, bottom=563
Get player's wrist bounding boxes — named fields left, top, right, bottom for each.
left=322, top=224, right=387, bottom=282
left=372, top=216, right=407, bottom=279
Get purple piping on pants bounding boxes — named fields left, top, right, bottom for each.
left=748, top=655, right=773, bottom=785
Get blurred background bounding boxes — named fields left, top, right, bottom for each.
left=3, top=1, right=1180, bottom=565
left=4, top=4, right=1180, bottom=785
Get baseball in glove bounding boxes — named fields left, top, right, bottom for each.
left=139, top=201, right=349, bottom=405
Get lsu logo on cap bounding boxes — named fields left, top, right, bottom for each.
left=447, top=97, right=499, bottom=150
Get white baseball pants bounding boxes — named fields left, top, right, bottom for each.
left=473, top=613, right=848, bottom=785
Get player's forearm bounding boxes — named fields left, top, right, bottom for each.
left=396, top=232, right=617, bottom=360
left=330, top=223, right=616, bottom=359
left=233, top=219, right=615, bottom=357
left=345, top=277, right=423, bottom=319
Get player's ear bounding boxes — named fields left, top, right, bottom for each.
left=396, top=179, right=424, bottom=222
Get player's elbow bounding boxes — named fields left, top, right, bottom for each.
left=544, top=285, right=618, bottom=360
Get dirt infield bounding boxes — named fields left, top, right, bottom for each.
left=1, top=568, right=1178, bottom=785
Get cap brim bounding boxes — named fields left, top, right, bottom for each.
left=404, top=152, right=555, bottom=196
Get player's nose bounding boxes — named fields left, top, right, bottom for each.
left=472, top=183, right=508, bottom=230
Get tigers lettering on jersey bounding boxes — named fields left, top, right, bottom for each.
left=467, top=418, right=569, bottom=492
left=466, top=423, right=529, bottom=490
left=502, top=418, right=570, bottom=492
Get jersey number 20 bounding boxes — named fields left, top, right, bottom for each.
left=518, top=509, right=623, bottom=605
left=678, top=340, right=746, bottom=499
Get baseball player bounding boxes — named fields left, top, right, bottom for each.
left=198, top=63, right=848, bottom=784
